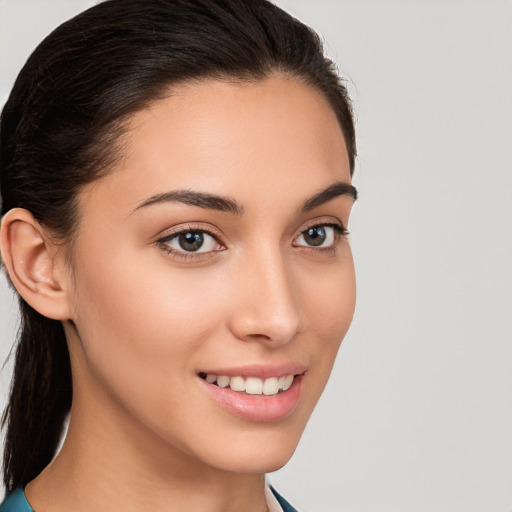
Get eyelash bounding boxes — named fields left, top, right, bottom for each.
left=156, top=221, right=348, bottom=259
left=293, top=222, right=348, bottom=252
left=156, top=225, right=224, bottom=260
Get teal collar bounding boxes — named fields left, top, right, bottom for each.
left=0, top=489, right=34, bottom=512
left=270, top=486, right=299, bottom=512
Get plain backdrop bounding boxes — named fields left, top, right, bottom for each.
left=1, top=1, right=511, bottom=511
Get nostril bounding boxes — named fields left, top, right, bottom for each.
left=243, top=333, right=272, bottom=342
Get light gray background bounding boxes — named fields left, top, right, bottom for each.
left=1, top=1, right=511, bottom=511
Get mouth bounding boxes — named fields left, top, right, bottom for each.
left=197, top=372, right=301, bottom=396
left=196, top=367, right=306, bottom=422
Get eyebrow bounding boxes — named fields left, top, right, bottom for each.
left=300, top=181, right=358, bottom=213
left=134, top=190, right=244, bottom=215
left=133, top=181, right=357, bottom=216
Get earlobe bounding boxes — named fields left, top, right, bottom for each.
left=0, top=208, right=72, bottom=320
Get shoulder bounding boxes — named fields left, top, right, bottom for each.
left=0, top=489, right=34, bottom=512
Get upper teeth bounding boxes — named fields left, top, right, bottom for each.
left=204, top=374, right=294, bottom=395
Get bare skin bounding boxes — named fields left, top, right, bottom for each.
left=2, top=76, right=356, bottom=512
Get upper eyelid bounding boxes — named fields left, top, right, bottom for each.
left=155, top=223, right=223, bottom=242
left=155, top=226, right=224, bottom=259
left=294, top=223, right=346, bottom=246
left=296, top=217, right=347, bottom=236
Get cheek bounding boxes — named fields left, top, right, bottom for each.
left=73, top=245, right=223, bottom=345
left=299, top=248, right=355, bottom=376
left=303, top=248, right=355, bottom=338
left=68, top=248, right=227, bottom=401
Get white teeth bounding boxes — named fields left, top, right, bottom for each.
left=262, top=377, right=279, bottom=396
left=245, top=377, right=263, bottom=395
left=282, top=374, right=294, bottom=391
left=216, top=375, right=230, bottom=388
left=229, top=376, right=246, bottom=392
left=204, top=373, right=296, bottom=395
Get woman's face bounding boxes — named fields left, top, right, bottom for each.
left=64, top=76, right=356, bottom=474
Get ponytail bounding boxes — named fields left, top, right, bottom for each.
left=2, top=300, right=72, bottom=492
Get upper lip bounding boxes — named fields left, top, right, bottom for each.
left=197, top=362, right=307, bottom=379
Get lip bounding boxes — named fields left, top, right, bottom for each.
left=197, top=364, right=306, bottom=422
left=197, top=362, right=307, bottom=379
left=198, top=374, right=304, bottom=422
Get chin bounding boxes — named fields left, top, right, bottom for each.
left=192, top=422, right=306, bottom=474
left=211, top=447, right=299, bottom=475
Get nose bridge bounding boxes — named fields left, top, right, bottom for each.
left=229, top=242, right=301, bottom=344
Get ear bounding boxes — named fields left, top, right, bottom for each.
left=1, top=208, right=72, bottom=320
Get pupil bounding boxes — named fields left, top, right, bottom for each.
left=179, top=232, right=204, bottom=251
left=305, top=227, right=326, bottom=246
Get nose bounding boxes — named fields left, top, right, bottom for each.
left=227, top=247, right=301, bottom=346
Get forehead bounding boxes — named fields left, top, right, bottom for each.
left=80, top=76, right=351, bottom=215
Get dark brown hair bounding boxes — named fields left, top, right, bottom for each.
left=0, top=0, right=356, bottom=492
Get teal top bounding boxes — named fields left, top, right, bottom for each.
left=0, top=489, right=34, bottom=512
left=1, top=486, right=298, bottom=512
left=270, top=487, right=298, bottom=511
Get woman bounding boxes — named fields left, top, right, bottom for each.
left=0, top=0, right=357, bottom=510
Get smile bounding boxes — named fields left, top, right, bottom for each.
left=198, top=373, right=296, bottom=396
left=197, top=366, right=306, bottom=422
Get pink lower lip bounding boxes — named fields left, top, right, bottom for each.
left=198, top=374, right=304, bottom=422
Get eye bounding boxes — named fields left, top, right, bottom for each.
left=158, top=229, right=223, bottom=255
left=294, top=224, right=344, bottom=248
